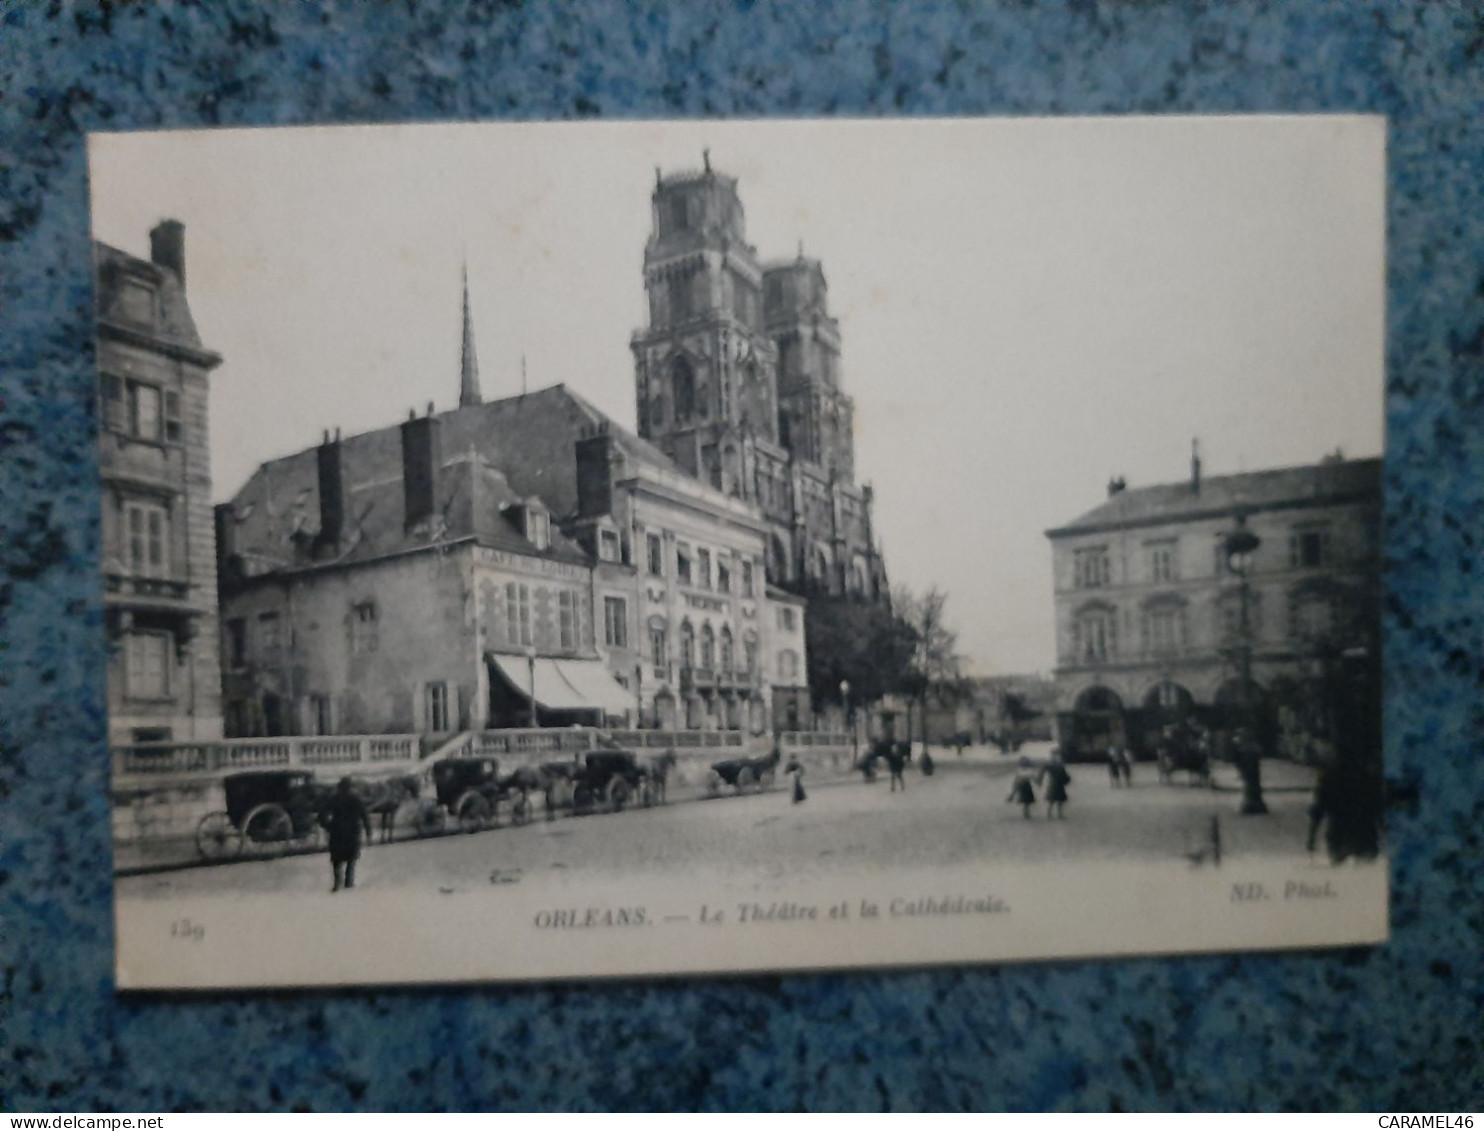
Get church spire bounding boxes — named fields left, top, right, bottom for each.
left=459, top=264, right=482, bottom=408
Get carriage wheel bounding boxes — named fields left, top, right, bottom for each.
left=242, top=803, right=294, bottom=857
left=608, top=779, right=630, bottom=814
left=195, top=811, right=242, bottom=861
left=738, top=766, right=758, bottom=792
left=706, top=771, right=722, bottom=797
left=573, top=784, right=594, bottom=813
left=456, top=792, right=491, bottom=834
left=510, top=791, right=531, bottom=827
left=639, top=779, right=656, bottom=808
left=757, top=767, right=776, bottom=792
left=414, top=800, right=446, bottom=838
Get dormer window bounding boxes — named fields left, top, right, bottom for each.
left=524, top=505, right=550, bottom=551
left=599, top=528, right=621, bottom=563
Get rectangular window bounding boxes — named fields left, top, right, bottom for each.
left=257, top=612, right=281, bottom=658
left=525, top=509, right=550, bottom=551
left=599, top=529, right=620, bottom=563
left=717, top=560, right=731, bottom=593
left=123, top=500, right=169, bottom=578
left=1147, top=609, right=1181, bottom=653
left=309, top=695, right=333, bottom=736
left=350, top=602, right=378, bottom=655
left=506, top=583, right=532, bottom=647
left=559, top=590, right=578, bottom=651
left=604, top=596, right=628, bottom=649
left=426, top=683, right=450, bottom=732
left=742, top=561, right=755, bottom=598
left=778, top=606, right=796, bottom=632
left=125, top=631, right=171, bottom=700
left=1074, top=547, right=1111, bottom=588
left=650, top=627, right=667, bottom=667
left=697, top=548, right=711, bottom=589
left=676, top=544, right=692, bottom=585
left=744, top=640, right=758, bottom=673
left=1148, top=541, right=1177, bottom=583
left=1289, top=528, right=1329, bottom=569
left=225, top=618, right=247, bottom=669
left=128, top=381, right=162, bottom=442
left=647, top=533, right=664, bottom=576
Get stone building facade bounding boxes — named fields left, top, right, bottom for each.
left=630, top=156, right=888, bottom=603
left=95, top=222, right=224, bottom=744
left=217, top=377, right=810, bottom=738
left=1046, top=451, right=1382, bottom=760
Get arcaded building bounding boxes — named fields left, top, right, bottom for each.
left=1045, top=451, right=1382, bottom=760
left=95, top=222, right=225, bottom=744
left=630, top=155, right=889, bottom=603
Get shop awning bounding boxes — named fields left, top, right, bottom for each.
left=488, top=654, right=633, bottom=717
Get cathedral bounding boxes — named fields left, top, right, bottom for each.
left=630, top=153, right=890, bottom=604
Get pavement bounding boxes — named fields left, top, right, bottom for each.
left=117, top=750, right=1321, bottom=899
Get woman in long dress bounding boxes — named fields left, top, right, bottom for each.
left=1007, top=757, right=1037, bottom=818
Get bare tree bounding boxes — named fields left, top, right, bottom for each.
left=894, top=585, right=968, bottom=750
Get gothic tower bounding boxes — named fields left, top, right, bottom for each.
left=763, top=253, right=855, bottom=483
left=631, top=151, right=779, bottom=498
left=459, top=265, right=482, bottom=408
left=633, top=156, right=888, bottom=604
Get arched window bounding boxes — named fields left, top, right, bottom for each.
left=673, top=357, right=696, bottom=422
left=719, top=627, right=734, bottom=674
left=679, top=620, right=695, bottom=668
left=700, top=624, right=716, bottom=671
left=768, top=534, right=790, bottom=584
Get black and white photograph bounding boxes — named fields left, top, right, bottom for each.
left=90, top=116, right=1388, bottom=988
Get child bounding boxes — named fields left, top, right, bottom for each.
left=786, top=756, right=807, bottom=804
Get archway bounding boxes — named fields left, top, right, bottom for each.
left=1063, top=685, right=1124, bottom=762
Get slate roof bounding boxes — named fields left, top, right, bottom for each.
left=223, top=385, right=673, bottom=579
left=1048, top=457, right=1382, bottom=537
left=93, top=241, right=216, bottom=358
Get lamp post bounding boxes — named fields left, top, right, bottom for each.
left=635, top=663, right=644, bottom=730
left=841, top=679, right=855, bottom=767
left=524, top=643, right=538, bottom=730
left=1224, top=513, right=1267, bottom=815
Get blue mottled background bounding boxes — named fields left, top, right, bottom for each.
left=2, top=0, right=1481, bottom=1113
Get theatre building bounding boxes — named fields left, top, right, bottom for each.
left=95, top=222, right=225, bottom=744
left=216, top=408, right=631, bottom=737
left=1046, top=449, right=1382, bottom=762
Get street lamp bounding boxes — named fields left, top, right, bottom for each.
left=1224, top=513, right=1267, bottom=815
left=524, top=643, right=538, bottom=730
left=840, top=679, right=855, bottom=767
left=635, top=663, right=644, bottom=730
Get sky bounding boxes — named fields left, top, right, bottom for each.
left=88, top=116, right=1385, bottom=676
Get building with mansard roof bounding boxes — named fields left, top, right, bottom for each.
left=1045, top=447, right=1381, bottom=762
left=95, top=222, right=225, bottom=744
left=215, top=278, right=809, bottom=738
left=631, top=155, right=890, bottom=605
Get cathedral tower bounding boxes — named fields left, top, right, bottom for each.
left=632, top=152, right=779, bottom=496
left=764, top=254, right=855, bottom=482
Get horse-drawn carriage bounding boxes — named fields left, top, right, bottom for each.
left=1155, top=723, right=1212, bottom=787
left=430, top=756, right=534, bottom=833
left=707, top=749, right=779, bottom=796
left=195, top=770, right=327, bottom=860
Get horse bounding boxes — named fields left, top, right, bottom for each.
left=496, top=764, right=545, bottom=825
left=538, top=759, right=582, bottom=818
left=708, top=747, right=780, bottom=796
left=351, top=773, right=423, bottom=844
left=644, top=751, right=678, bottom=805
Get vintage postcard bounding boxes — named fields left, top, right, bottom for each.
left=89, top=116, right=1387, bottom=989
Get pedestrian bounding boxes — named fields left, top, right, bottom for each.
left=1107, top=743, right=1122, bottom=787
left=1007, top=757, right=1037, bottom=818
left=786, top=756, right=807, bottom=804
left=1118, top=744, right=1133, bottom=787
left=1040, top=748, right=1072, bottom=819
left=920, top=748, right=936, bottom=776
left=884, top=742, right=908, bottom=793
left=322, top=776, right=372, bottom=893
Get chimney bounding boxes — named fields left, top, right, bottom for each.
left=1107, top=476, right=1126, bottom=497
left=401, top=411, right=442, bottom=531
left=149, top=220, right=186, bottom=286
left=575, top=422, right=616, bottom=519
left=315, top=429, right=344, bottom=554
left=1190, top=439, right=1202, bottom=495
